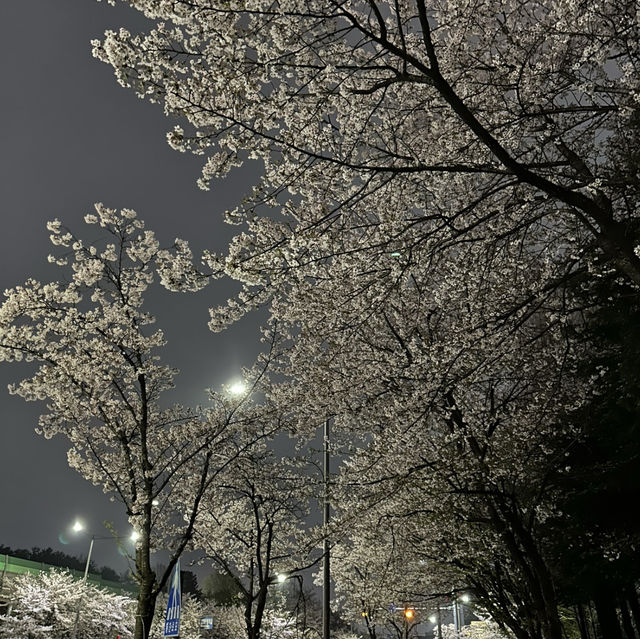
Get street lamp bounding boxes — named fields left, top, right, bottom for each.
left=402, top=606, right=416, bottom=639
left=453, top=593, right=470, bottom=637
left=70, top=521, right=107, bottom=639
left=70, top=520, right=99, bottom=582
left=273, top=572, right=306, bottom=634
left=70, top=520, right=138, bottom=638
left=228, top=380, right=247, bottom=396
left=72, top=520, right=135, bottom=582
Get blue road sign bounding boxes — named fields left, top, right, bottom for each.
left=200, top=616, right=214, bottom=630
left=163, top=560, right=181, bottom=637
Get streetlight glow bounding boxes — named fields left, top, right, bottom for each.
left=461, top=594, right=470, bottom=603
left=429, top=615, right=437, bottom=624
left=71, top=520, right=84, bottom=533
left=130, top=530, right=141, bottom=543
left=228, top=381, right=247, bottom=396
left=277, top=573, right=287, bottom=583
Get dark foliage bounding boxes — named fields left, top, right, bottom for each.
left=544, top=273, right=640, bottom=620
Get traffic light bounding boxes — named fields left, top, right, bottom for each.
left=403, top=607, right=415, bottom=620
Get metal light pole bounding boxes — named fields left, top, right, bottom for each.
left=72, top=532, right=95, bottom=639
left=453, top=597, right=459, bottom=638
left=82, top=536, right=95, bottom=582
left=70, top=521, right=135, bottom=639
left=323, top=418, right=331, bottom=639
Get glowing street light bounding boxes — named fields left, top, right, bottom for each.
left=228, top=380, right=247, bottom=396
left=69, top=519, right=141, bottom=639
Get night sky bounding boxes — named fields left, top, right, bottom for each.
left=0, top=1, right=263, bottom=573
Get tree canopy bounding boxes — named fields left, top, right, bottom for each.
left=3, top=2, right=640, bottom=638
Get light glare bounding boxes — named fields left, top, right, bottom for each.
left=229, top=381, right=247, bottom=396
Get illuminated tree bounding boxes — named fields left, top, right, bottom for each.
left=193, top=448, right=311, bottom=639
left=0, top=207, right=273, bottom=639
left=89, top=3, right=640, bottom=638
left=0, top=570, right=133, bottom=639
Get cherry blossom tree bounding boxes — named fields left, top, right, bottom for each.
left=92, top=0, right=640, bottom=295
left=87, top=2, right=640, bottom=638
left=0, top=570, right=208, bottom=639
left=0, top=569, right=134, bottom=639
left=0, top=207, right=274, bottom=639
left=330, top=520, right=439, bottom=639
left=192, top=447, right=312, bottom=639
left=440, top=619, right=514, bottom=639
left=207, top=603, right=319, bottom=639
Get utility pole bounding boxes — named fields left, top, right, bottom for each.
left=453, top=597, right=459, bottom=638
left=323, top=418, right=331, bottom=639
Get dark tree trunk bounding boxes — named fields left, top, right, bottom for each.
left=134, top=571, right=157, bottom=639
left=594, top=590, right=622, bottom=639
left=363, top=613, right=377, bottom=639
left=626, top=585, right=640, bottom=636
left=576, top=603, right=591, bottom=639
left=133, top=530, right=158, bottom=639
left=589, top=602, right=599, bottom=639
left=447, top=415, right=563, bottom=639
left=491, top=502, right=563, bottom=639
left=245, top=595, right=256, bottom=639
left=620, top=596, right=636, bottom=639
left=251, top=582, right=270, bottom=639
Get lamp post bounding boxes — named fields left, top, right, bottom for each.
left=429, top=606, right=443, bottom=639
left=402, top=607, right=415, bottom=639
left=453, top=597, right=459, bottom=637
left=72, top=526, right=98, bottom=584
left=274, top=573, right=306, bottom=635
left=323, top=418, right=331, bottom=639
left=459, top=594, right=470, bottom=629
left=71, top=520, right=126, bottom=583
left=71, top=520, right=101, bottom=639
left=451, top=593, right=470, bottom=637
left=70, top=520, right=138, bottom=639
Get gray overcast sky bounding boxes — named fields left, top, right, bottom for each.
left=0, top=0, right=263, bottom=572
